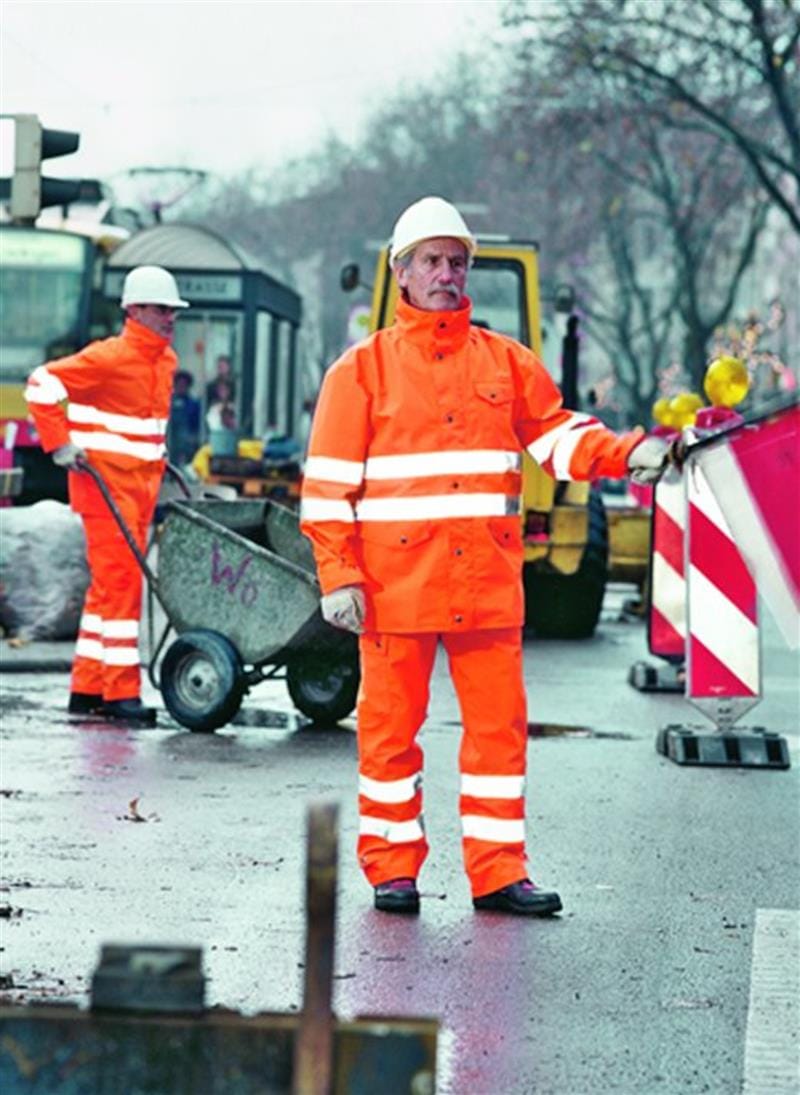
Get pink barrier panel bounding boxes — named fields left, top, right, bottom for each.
left=686, top=464, right=759, bottom=702
left=693, top=401, right=799, bottom=650
left=647, top=467, right=685, bottom=662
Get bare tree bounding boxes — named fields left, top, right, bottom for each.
left=495, top=3, right=775, bottom=408
left=506, top=0, right=800, bottom=232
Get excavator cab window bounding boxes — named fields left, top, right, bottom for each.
left=467, top=259, right=527, bottom=345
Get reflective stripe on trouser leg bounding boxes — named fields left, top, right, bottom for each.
left=444, top=627, right=529, bottom=898
left=356, top=632, right=437, bottom=885
left=71, top=606, right=104, bottom=695
left=79, top=514, right=146, bottom=702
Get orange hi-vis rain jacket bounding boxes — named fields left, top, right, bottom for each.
left=24, top=319, right=177, bottom=700
left=300, top=295, right=643, bottom=632
left=25, top=318, right=177, bottom=521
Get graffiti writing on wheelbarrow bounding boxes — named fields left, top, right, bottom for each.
left=210, top=541, right=260, bottom=607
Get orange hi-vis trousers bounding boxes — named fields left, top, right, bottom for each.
left=356, top=627, right=530, bottom=899
left=71, top=514, right=149, bottom=702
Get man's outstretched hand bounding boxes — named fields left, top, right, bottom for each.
left=626, top=436, right=671, bottom=485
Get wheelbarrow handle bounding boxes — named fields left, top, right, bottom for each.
left=164, top=461, right=193, bottom=499
left=75, top=458, right=161, bottom=594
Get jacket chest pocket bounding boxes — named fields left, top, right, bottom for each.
left=473, top=381, right=515, bottom=441
left=475, top=381, right=514, bottom=408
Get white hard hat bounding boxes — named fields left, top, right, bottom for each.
left=390, top=196, right=477, bottom=265
left=121, top=265, right=189, bottom=309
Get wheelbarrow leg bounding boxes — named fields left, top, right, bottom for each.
left=293, top=802, right=338, bottom=1095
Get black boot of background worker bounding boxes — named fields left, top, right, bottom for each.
left=67, top=692, right=104, bottom=716
left=102, top=698, right=157, bottom=726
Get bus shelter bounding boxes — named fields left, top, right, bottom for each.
left=103, top=224, right=303, bottom=444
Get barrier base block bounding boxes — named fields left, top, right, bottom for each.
left=656, top=725, right=791, bottom=769
left=629, top=660, right=684, bottom=693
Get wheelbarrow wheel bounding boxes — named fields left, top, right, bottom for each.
left=286, top=651, right=360, bottom=725
left=161, top=629, right=245, bottom=732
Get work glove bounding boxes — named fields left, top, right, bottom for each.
left=320, top=585, right=366, bottom=634
left=51, top=442, right=86, bottom=471
left=626, top=436, right=671, bottom=485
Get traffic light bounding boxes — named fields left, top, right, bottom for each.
left=8, top=113, right=82, bottom=222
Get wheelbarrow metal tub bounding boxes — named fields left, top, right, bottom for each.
left=159, top=498, right=330, bottom=666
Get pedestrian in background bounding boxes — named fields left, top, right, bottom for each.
left=168, top=369, right=201, bottom=465
left=205, top=353, right=235, bottom=407
left=300, top=196, right=669, bottom=915
left=24, top=265, right=189, bottom=725
left=205, top=378, right=235, bottom=431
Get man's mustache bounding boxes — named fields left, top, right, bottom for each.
left=428, top=284, right=460, bottom=298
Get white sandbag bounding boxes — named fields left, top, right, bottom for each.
left=0, top=501, right=89, bottom=639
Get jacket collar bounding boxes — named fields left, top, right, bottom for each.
left=122, top=317, right=172, bottom=357
left=394, top=294, right=473, bottom=354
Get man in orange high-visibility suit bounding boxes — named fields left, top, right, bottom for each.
left=24, top=265, right=189, bottom=725
left=300, top=197, right=670, bottom=916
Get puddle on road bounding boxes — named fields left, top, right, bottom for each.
left=527, top=722, right=634, bottom=740
left=436, top=720, right=633, bottom=740
left=0, top=695, right=44, bottom=713
left=232, top=707, right=355, bottom=734
left=232, top=708, right=308, bottom=731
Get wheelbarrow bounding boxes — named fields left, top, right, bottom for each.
left=81, top=462, right=360, bottom=733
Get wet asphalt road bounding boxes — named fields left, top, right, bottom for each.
left=1, top=588, right=798, bottom=1094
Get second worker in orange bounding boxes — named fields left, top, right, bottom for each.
left=25, top=265, right=188, bottom=726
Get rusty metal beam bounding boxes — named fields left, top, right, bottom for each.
left=293, top=801, right=338, bottom=1095
left=0, top=1006, right=438, bottom=1093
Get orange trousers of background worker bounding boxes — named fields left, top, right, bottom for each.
left=356, top=627, right=528, bottom=898
left=71, top=512, right=150, bottom=702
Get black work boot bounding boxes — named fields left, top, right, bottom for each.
left=374, top=878, right=420, bottom=914
left=102, top=698, right=157, bottom=726
left=473, top=879, right=562, bottom=916
left=67, top=692, right=104, bottom=716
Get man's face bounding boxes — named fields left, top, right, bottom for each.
left=128, top=303, right=178, bottom=340
left=395, top=237, right=469, bottom=312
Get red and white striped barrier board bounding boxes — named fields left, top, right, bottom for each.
left=648, top=465, right=686, bottom=662
left=693, top=402, right=799, bottom=650
left=685, top=460, right=761, bottom=729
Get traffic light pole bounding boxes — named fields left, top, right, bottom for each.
left=0, top=112, right=81, bottom=223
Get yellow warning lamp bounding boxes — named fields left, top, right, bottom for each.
left=703, top=356, right=750, bottom=407
left=669, top=391, right=704, bottom=428
left=651, top=397, right=674, bottom=427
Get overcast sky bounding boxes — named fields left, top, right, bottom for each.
left=2, top=0, right=503, bottom=193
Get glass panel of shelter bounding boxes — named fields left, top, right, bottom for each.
left=254, top=314, right=299, bottom=445
left=172, top=311, right=242, bottom=440
left=253, top=310, right=271, bottom=440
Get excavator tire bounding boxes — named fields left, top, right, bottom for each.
left=523, top=491, right=609, bottom=640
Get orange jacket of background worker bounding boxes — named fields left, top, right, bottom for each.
left=300, top=196, right=669, bottom=917
left=24, top=265, right=188, bottom=725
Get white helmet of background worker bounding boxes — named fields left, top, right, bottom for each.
left=390, top=196, right=478, bottom=265
left=121, top=265, right=190, bottom=309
